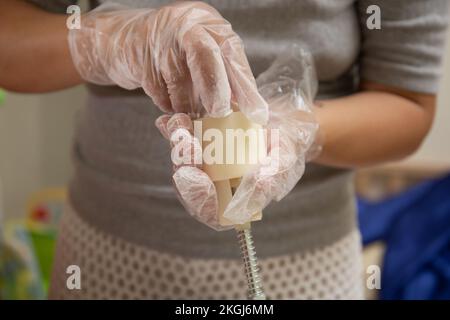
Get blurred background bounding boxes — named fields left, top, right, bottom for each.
left=1, top=18, right=449, bottom=300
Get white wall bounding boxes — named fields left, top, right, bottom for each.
left=0, top=86, right=85, bottom=219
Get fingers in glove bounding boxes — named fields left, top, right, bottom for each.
left=155, top=114, right=172, bottom=139
left=173, top=166, right=227, bottom=231
left=166, top=113, right=194, bottom=135
left=158, top=48, right=199, bottom=115
left=222, top=165, right=272, bottom=225
left=156, top=113, right=202, bottom=168
left=183, top=25, right=232, bottom=118
left=219, top=33, right=269, bottom=124
left=142, top=55, right=174, bottom=113
left=223, top=130, right=305, bottom=224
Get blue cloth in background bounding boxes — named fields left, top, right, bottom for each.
left=358, top=173, right=450, bottom=300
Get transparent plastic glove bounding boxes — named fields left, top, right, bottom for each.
left=68, top=1, right=268, bottom=123
left=156, top=113, right=231, bottom=231
left=223, top=45, right=321, bottom=224
left=157, top=45, right=321, bottom=230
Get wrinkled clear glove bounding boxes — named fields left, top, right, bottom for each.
left=156, top=45, right=321, bottom=230
left=156, top=112, right=227, bottom=230
left=68, top=1, right=268, bottom=123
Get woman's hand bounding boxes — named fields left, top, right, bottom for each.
left=69, top=1, right=268, bottom=123
left=156, top=112, right=227, bottom=230
left=156, top=46, right=320, bottom=229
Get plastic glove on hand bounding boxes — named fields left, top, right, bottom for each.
left=156, top=45, right=321, bottom=230
left=224, top=45, right=321, bottom=224
left=156, top=113, right=230, bottom=231
left=69, top=1, right=268, bottom=124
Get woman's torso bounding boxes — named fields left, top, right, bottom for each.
left=70, top=0, right=361, bottom=259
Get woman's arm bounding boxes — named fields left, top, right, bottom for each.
left=330, top=0, right=449, bottom=169
left=314, top=81, right=436, bottom=168
left=0, top=0, right=82, bottom=92
left=1, top=1, right=268, bottom=122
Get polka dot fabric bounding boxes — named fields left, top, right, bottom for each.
left=49, top=205, right=364, bottom=300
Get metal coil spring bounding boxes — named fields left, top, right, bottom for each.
left=236, top=227, right=266, bottom=300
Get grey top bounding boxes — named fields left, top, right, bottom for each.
left=30, top=0, right=449, bottom=258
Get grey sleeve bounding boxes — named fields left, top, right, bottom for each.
left=26, top=0, right=78, bottom=13
left=357, top=0, right=449, bottom=94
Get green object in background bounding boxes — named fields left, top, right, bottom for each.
left=0, top=89, right=5, bottom=106
left=29, top=231, right=56, bottom=293
left=1, top=224, right=46, bottom=300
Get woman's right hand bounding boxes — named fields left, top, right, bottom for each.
left=68, top=1, right=268, bottom=123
